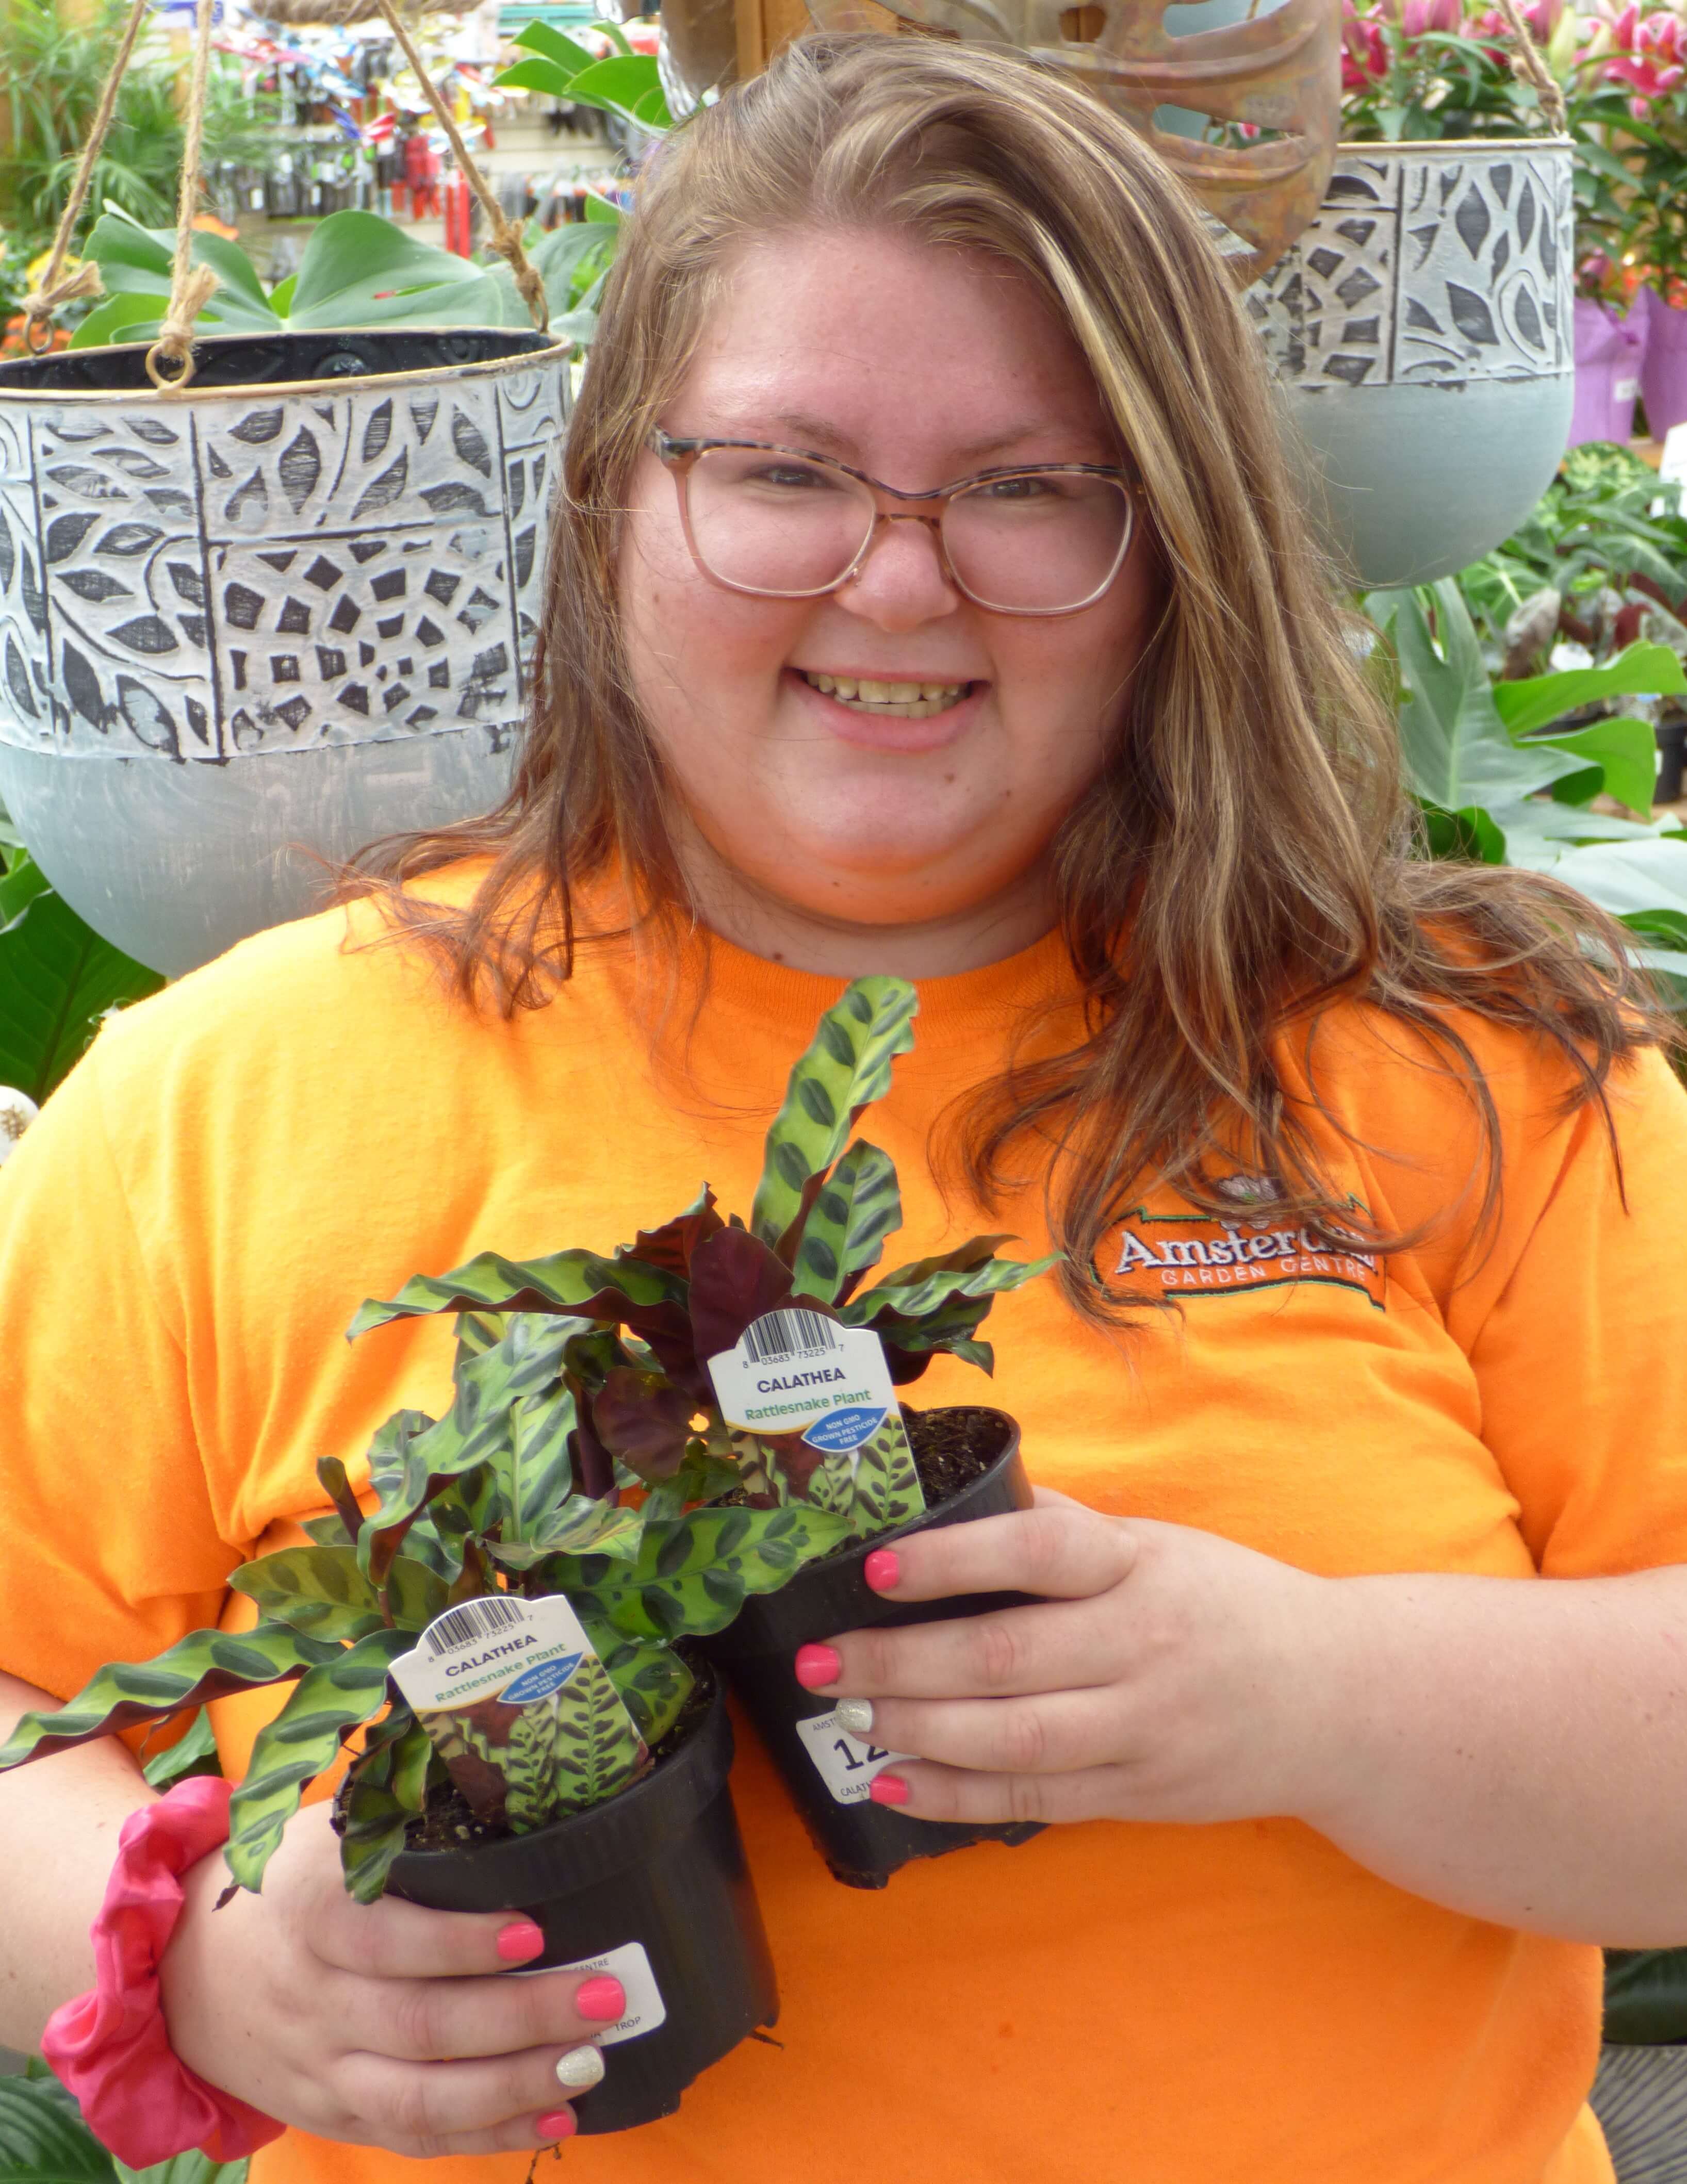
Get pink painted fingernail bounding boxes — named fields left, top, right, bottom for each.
left=863, top=1549, right=900, bottom=1592
left=536, top=2109, right=578, bottom=2142
left=575, top=1975, right=626, bottom=2022
left=870, top=1772, right=911, bottom=1806
left=497, top=1919, right=545, bottom=1962
left=794, top=1643, right=842, bottom=1689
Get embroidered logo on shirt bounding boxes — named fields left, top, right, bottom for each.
left=1111, top=1176, right=1386, bottom=1309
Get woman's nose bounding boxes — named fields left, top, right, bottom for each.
left=837, top=514, right=961, bottom=631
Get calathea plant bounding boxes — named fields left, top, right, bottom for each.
left=0, top=977, right=1052, bottom=1905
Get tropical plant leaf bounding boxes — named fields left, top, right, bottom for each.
left=590, top=1367, right=696, bottom=1481
left=0, top=2073, right=114, bottom=2184
left=335, top=1705, right=433, bottom=1904
left=788, top=1139, right=903, bottom=1305
left=623, top=1185, right=725, bottom=1279
left=524, top=1654, right=645, bottom=1824
left=847, top=1411, right=925, bottom=1532
left=0, top=852, right=163, bottom=1103
left=0, top=1628, right=341, bottom=1768
left=115, top=2147, right=252, bottom=2184
left=563, top=1504, right=855, bottom=1641
left=749, top=977, right=919, bottom=1245
left=225, top=1629, right=413, bottom=1892
left=484, top=1492, right=644, bottom=1571
left=596, top=1636, right=694, bottom=1745
left=687, top=1224, right=797, bottom=1365
left=230, top=1545, right=445, bottom=1642
left=845, top=1249, right=1060, bottom=1329
left=499, top=1384, right=578, bottom=1541
left=350, top=1247, right=683, bottom=1339
left=1491, top=643, right=1687, bottom=737
left=139, top=1707, right=222, bottom=1791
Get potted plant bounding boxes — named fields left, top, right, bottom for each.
left=0, top=976, right=1057, bottom=2125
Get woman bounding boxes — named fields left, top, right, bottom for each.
left=3, top=32, right=1685, bottom=2184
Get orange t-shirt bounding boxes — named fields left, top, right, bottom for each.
left=5, top=876, right=1687, bottom=2184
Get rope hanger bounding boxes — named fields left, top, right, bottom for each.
left=21, top=0, right=550, bottom=391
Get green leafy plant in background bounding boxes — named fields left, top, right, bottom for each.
left=0, top=2057, right=247, bottom=2184
left=0, top=808, right=161, bottom=1105
left=1455, top=442, right=1687, bottom=675
left=1368, top=580, right=1687, bottom=1008
left=0, top=979, right=1053, bottom=1903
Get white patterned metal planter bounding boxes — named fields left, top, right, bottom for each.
left=1246, top=139, right=1575, bottom=588
left=0, top=329, right=568, bottom=974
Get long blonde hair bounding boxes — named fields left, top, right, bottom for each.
left=356, top=31, right=1666, bottom=1320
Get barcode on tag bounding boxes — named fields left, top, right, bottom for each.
left=423, top=1595, right=528, bottom=1656
left=741, top=1308, right=841, bottom=1365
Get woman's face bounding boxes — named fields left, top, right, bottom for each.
left=619, top=224, right=1158, bottom=966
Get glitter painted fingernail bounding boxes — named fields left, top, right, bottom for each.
left=835, top=1699, right=875, bottom=1736
left=555, top=2046, right=607, bottom=2092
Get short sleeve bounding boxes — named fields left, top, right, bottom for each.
left=1462, top=1046, right=1687, bottom=1577
left=0, top=1034, right=237, bottom=1703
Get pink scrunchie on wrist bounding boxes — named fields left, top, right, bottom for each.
left=41, top=1775, right=285, bottom=2170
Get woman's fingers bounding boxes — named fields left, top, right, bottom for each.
left=348, top=1965, right=626, bottom=2065
left=873, top=1759, right=1137, bottom=1828
left=865, top=1502, right=1137, bottom=1605
left=808, top=1596, right=1129, bottom=1700
left=843, top=1689, right=1127, bottom=1775
left=335, top=2043, right=591, bottom=2157
left=309, top=1892, right=548, bottom=1980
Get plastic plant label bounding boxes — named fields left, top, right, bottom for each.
left=514, top=1940, right=668, bottom=2046
left=390, top=1595, right=648, bottom=1830
left=707, top=1308, right=926, bottom=1529
left=794, top=1709, right=916, bottom=1805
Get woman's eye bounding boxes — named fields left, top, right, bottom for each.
left=749, top=464, right=833, bottom=491
left=975, top=474, right=1060, bottom=503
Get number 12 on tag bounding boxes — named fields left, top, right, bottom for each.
left=796, top=1709, right=915, bottom=1806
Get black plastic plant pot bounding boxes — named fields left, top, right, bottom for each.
left=700, top=1406, right=1045, bottom=1890
left=385, top=1670, right=777, bottom=2134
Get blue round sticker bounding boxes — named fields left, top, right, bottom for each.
left=504, top=1652, right=583, bottom=1705
left=801, top=1405, right=887, bottom=1453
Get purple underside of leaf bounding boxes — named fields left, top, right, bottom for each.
left=367, top=1474, right=458, bottom=1584
left=880, top=1343, right=936, bottom=1386
left=569, top=1380, right=617, bottom=1498
left=627, top=1187, right=726, bottom=1278
left=688, top=1226, right=797, bottom=1364
left=591, top=1368, right=696, bottom=1480
left=7, top=1666, right=318, bottom=1764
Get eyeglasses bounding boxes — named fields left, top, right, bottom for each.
left=648, top=430, right=1136, bottom=617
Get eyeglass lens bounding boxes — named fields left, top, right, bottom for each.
left=682, top=447, right=1131, bottom=613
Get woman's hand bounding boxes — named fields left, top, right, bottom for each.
left=159, top=1798, right=619, bottom=2158
left=795, top=1489, right=1339, bottom=1828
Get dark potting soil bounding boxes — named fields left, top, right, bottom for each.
left=365, top=1666, right=715, bottom=1858
left=904, top=1403, right=1009, bottom=1504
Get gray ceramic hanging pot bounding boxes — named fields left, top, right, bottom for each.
left=1246, top=139, right=1576, bottom=588
left=0, top=327, right=568, bottom=975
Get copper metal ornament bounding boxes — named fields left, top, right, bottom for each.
left=802, top=0, right=1339, bottom=281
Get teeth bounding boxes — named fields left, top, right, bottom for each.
left=802, top=670, right=967, bottom=719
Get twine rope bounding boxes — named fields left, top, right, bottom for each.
left=20, top=0, right=155, bottom=354
left=145, top=0, right=223, bottom=389
left=1491, top=0, right=1569, bottom=134
left=372, top=0, right=550, bottom=333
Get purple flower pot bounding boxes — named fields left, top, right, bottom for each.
left=1569, top=297, right=1646, bottom=448
left=1634, top=285, right=1687, bottom=439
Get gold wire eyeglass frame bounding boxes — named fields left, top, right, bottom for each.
left=648, top=430, right=1137, bottom=618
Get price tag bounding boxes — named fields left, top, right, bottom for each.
left=512, top=1940, right=666, bottom=2046
left=794, top=1709, right=914, bottom=1805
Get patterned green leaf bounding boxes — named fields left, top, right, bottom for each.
left=230, top=1545, right=387, bottom=1642
left=789, top=1139, right=903, bottom=1305
left=847, top=1411, right=925, bottom=1533
left=843, top=1247, right=1061, bottom=1330
left=540, top=1654, right=646, bottom=1820
left=0, top=1628, right=342, bottom=1769
left=750, top=978, right=918, bottom=1246
left=0, top=2073, right=113, bottom=2184
left=349, top=1249, right=684, bottom=1338
left=597, top=1636, right=694, bottom=1745
left=558, top=1503, right=853, bottom=1640
left=337, top=1705, right=433, bottom=1904
left=485, top=1493, right=644, bottom=1571
left=226, top=1629, right=412, bottom=1892
left=140, top=1706, right=223, bottom=1791
left=500, top=1384, right=578, bottom=1541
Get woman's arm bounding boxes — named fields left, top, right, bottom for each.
left=804, top=1498, right=1687, bottom=1946
left=0, top=1671, right=156, bottom=2049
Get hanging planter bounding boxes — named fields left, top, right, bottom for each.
left=0, top=0, right=569, bottom=977
left=1243, top=136, right=1576, bottom=587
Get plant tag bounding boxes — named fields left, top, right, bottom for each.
left=390, top=1595, right=648, bottom=1829
left=1616, top=376, right=1641, bottom=401
left=706, top=1309, right=926, bottom=1528
left=513, top=1940, right=668, bottom=2046
left=793, top=1709, right=916, bottom=1805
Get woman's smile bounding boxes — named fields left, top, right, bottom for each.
left=787, top=664, right=985, bottom=747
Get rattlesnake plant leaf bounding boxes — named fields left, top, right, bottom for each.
left=788, top=1139, right=903, bottom=1305
left=349, top=1249, right=684, bottom=1339
left=484, top=1493, right=644, bottom=1572
left=314, top=1456, right=367, bottom=1549
left=559, top=1504, right=855, bottom=1641
left=624, top=1185, right=725, bottom=1278
left=844, top=1246, right=1060, bottom=1330
left=226, top=1629, right=413, bottom=1892
left=419, top=1315, right=572, bottom=1479
left=848, top=1413, right=925, bottom=1532
left=232, top=1545, right=447, bottom=1642
left=336, top=1704, right=434, bottom=1903
left=687, top=1225, right=797, bottom=1365
left=0, top=1628, right=342, bottom=1769
left=542, top=1655, right=648, bottom=1820
left=750, top=977, right=918, bottom=1247
left=500, top=1385, right=578, bottom=1541
left=597, top=1637, right=695, bottom=1746
left=590, top=1367, right=697, bottom=1482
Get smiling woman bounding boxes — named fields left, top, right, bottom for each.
left=2, top=29, right=1687, bottom=2184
